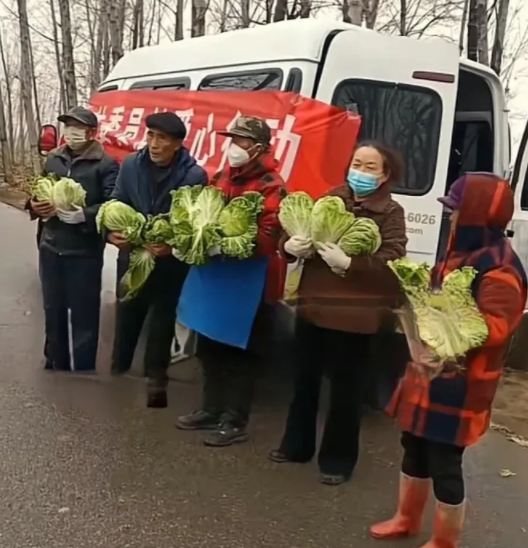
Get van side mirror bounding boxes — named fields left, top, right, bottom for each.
left=39, top=124, right=58, bottom=156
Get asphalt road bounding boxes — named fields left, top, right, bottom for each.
left=1, top=202, right=527, bottom=548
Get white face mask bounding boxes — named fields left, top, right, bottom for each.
left=227, top=143, right=251, bottom=168
left=63, top=126, right=88, bottom=150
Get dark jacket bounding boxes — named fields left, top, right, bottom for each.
left=288, top=183, right=407, bottom=334
left=111, top=147, right=207, bottom=215
left=36, top=141, right=119, bottom=256
left=112, top=146, right=207, bottom=279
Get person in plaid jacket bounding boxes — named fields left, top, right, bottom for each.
left=176, top=116, right=286, bottom=447
left=370, top=173, right=527, bottom=548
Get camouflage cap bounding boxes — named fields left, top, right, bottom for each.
left=218, top=116, right=271, bottom=145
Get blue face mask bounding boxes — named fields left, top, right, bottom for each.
left=347, top=169, right=379, bottom=197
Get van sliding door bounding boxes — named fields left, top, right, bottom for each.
left=315, top=30, right=459, bottom=266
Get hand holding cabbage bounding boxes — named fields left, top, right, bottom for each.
left=169, top=186, right=265, bottom=264
left=279, top=191, right=382, bottom=260
left=30, top=174, right=87, bottom=218
left=388, top=258, right=489, bottom=368
left=96, top=200, right=173, bottom=300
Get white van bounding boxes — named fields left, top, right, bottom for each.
left=100, top=18, right=509, bottom=268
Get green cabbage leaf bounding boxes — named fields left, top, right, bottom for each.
left=218, top=191, right=264, bottom=259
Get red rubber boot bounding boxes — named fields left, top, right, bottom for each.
left=420, top=500, right=465, bottom=548
left=370, top=474, right=431, bottom=540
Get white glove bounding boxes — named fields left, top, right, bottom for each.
left=284, top=236, right=312, bottom=259
left=208, top=245, right=221, bottom=257
left=57, top=206, right=86, bottom=225
left=317, top=243, right=351, bottom=273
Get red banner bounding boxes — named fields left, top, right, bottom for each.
left=90, top=90, right=360, bottom=198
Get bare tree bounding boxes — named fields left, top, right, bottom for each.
left=343, top=0, right=364, bottom=25
left=476, top=0, right=489, bottom=65
left=108, top=0, right=127, bottom=67
left=0, top=27, right=15, bottom=160
left=491, top=0, right=510, bottom=75
left=16, top=0, right=40, bottom=173
left=132, top=0, right=145, bottom=49
left=192, top=0, right=208, bottom=36
left=50, top=0, right=67, bottom=111
left=57, top=0, right=78, bottom=108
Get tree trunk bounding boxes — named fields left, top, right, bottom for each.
left=476, top=0, right=489, bottom=66
left=364, top=0, right=381, bottom=29
left=459, top=0, right=470, bottom=54
left=57, top=0, right=78, bottom=109
left=240, top=0, right=251, bottom=27
left=299, top=0, right=311, bottom=18
left=467, top=0, right=478, bottom=61
left=343, top=0, right=363, bottom=26
left=175, top=0, right=184, bottom=40
left=491, top=0, right=510, bottom=75
left=399, top=0, right=407, bottom=35
left=108, top=0, right=126, bottom=66
left=191, top=0, right=207, bottom=37
left=274, top=0, right=288, bottom=22
left=52, top=0, right=67, bottom=110
left=0, top=28, right=14, bottom=161
left=0, top=80, right=13, bottom=185
left=16, top=0, right=40, bottom=173
left=132, top=0, right=144, bottom=49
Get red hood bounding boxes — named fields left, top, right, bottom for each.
left=451, top=173, right=513, bottom=253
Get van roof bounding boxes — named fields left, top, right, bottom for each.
left=107, top=19, right=352, bottom=82
left=105, top=18, right=489, bottom=84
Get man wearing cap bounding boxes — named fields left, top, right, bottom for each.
left=108, top=112, right=207, bottom=408
left=28, top=106, right=119, bottom=373
left=176, top=116, right=286, bottom=446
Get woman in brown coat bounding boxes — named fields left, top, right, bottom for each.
left=269, top=142, right=408, bottom=485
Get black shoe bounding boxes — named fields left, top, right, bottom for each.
left=319, top=473, right=350, bottom=486
left=176, top=410, right=220, bottom=431
left=203, top=423, right=249, bottom=447
left=44, top=360, right=53, bottom=371
left=268, top=449, right=291, bottom=463
left=147, top=388, right=168, bottom=409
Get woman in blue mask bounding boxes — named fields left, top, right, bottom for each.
left=269, top=141, right=408, bottom=486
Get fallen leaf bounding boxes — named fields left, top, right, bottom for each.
left=500, top=469, right=516, bottom=478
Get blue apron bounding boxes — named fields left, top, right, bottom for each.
left=178, top=257, right=269, bottom=349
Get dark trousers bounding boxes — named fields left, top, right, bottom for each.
left=197, top=334, right=258, bottom=427
left=279, top=319, right=371, bottom=477
left=111, top=256, right=186, bottom=388
left=39, top=245, right=103, bottom=372
left=401, top=432, right=465, bottom=505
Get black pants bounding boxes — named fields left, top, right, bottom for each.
left=112, top=256, right=186, bottom=388
left=401, top=432, right=465, bottom=505
left=39, top=245, right=103, bottom=372
left=279, top=319, right=371, bottom=477
left=197, top=334, right=258, bottom=427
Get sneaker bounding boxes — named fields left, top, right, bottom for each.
left=203, top=423, right=249, bottom=447
left=176, top=410, right=221, bottom=431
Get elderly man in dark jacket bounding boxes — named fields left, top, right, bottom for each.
left=108, top=112, right=207, bottom=408
left=28, top=106, right=119, bottom=373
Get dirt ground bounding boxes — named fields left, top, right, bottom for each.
left=493, top=370, right=528, bottom=443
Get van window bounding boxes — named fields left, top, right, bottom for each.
left=98, top=85, right=118, bottom=93
left=198, top=69, right=283, bottom=91
left=129, top=78, right=190, bottom=90
left=332, top=79, right=442, bottom=195
left=447, top=120, right=493, bottom=184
